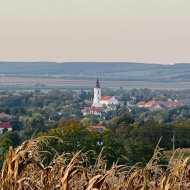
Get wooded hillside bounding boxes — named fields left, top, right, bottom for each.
left=1, top=62, right=190, bottom=82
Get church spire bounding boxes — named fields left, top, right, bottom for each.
left=95, top=78, right=100, bottom=88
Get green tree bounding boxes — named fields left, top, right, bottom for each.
left=126, top=141, right=154, bottom=166
left=10, top=117, right=23, bottom=131
left=24, top=113, right=46, bottom=138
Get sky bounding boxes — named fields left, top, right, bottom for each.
left=0, top=0, right=190, bottom=64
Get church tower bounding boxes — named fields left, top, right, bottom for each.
left=92, top=78, right=101, bottom=107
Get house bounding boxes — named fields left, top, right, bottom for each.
left=87, top=125, right=105, bottom=145
left=130, top=96, right=137, bottom=103
left=127, top=104, right=136, bottom=112
left=0, top=122, right=12, bottom=134
left=163, top=101, right=179, bottom=108
left=81, top=107, right=102, bottom=116
left=0, top=112, right=13, bottom=120
left=144, top=101, right=163, bottom=108
left=150, top=104, right=167, bottom=111
left=136, top=101, right=146, bottom=107
left=143, top=101, right=170, bottom=111
left=0, top=94, right=9, bottom=99
left=87, top=125, right=105, bottom=132
left=178, top=99, right=190, bottom=106
left=106, top=104, right=118, bottom=110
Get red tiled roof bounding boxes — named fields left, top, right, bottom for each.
left=100, top=96, right=111, bottom=101
left=0, top=95, right=9, bottom=99
left=164, top=101, right=179, bottom=107
left=137, top=101, right=146, bottom=105
left=0, top=122, right=12, bottom=129
left=82, top=107, right=102, bottom=112
left=87, top=125, right=105, bottom=131
left=145, top=101, right=163, bottom=107
left=0, top=112, right=12, bottom=118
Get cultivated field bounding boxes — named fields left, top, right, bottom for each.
left=0, top=76, right=190, bottom=90
left=1, top=137, right=190, bottom=189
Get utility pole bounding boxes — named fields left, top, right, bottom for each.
left=171, top=132, right=175, bottom=153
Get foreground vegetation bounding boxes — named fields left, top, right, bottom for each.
left=1, top=136, right=190, bottom=189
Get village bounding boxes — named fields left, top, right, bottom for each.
left=82, top=78, right=190, bottom=117
left=1, top=78, right=190, bottom=134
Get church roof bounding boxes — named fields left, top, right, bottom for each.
left=95, top=78, right=100, bottom=88
left=100, top=96, right=111, bottom=101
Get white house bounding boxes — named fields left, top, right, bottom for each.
left=0, top=122, right=12, bottom=134
left=81, top=107, right=102, bottom=117
left=178, top=99, right=190, bottom=106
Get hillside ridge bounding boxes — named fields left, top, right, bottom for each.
left=1, top=62, right=190, bottom=82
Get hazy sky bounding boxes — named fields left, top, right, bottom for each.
left=1, top=0, right=190, bottom=64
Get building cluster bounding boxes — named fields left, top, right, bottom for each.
left=82, top=79, right=190, bottom=116
left=135, top=99, right=190, bottom=111
left=136, top=100, right=178, bottom=110
left=82, top=79, right=120, bottom=117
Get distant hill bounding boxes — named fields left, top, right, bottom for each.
left=1, top=62, right=190, bottom=82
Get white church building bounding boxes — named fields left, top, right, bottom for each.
left=100, top=96, right=119, bottom=106
left=82, top=79, right=119, bottom=116
left=92, top=79, right=119, bottom=107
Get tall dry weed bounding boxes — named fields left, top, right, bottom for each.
left=1, top=136, right=190, bottom=189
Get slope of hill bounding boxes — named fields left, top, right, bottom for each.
left=1, top=62, right=190, bottom=82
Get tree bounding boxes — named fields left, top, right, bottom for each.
left=101, top=130, right=126, bottom=167
left=0, top=138, right=12, bottom=168
left=10, top=106, right=26, bottom=116
left=80, top=117, right=92, bottom=127
left=25, top=113, right=46, bottom=136
left=126, top=141, right=154, bottom=166
left=10, top=117, right=23, bottom=131
left=58, top=119, right=87, bottom=152
left=1, top=131, right=21, bottom=148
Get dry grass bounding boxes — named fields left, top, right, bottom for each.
left=1, top=136, right=190, bottom=190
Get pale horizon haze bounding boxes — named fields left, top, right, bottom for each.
left=1, top=0, right=190, bottom=64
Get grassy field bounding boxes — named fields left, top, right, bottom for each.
left=1, top=76, right=190, bottom=90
